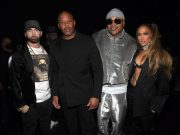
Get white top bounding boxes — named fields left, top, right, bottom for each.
left=28, top=45, right=51, bottom=103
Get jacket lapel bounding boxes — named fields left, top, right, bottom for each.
left=24, top=46, right=34, bottom=72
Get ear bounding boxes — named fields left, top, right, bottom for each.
left=74, top=20, right=76, bottom=27
left=57, top=23, right=61, bottom=30
left=122, top=20, right=125, bottom=27
left=40, top=31, right=43, bottom=36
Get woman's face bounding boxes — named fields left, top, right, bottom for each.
left=137, top=26, right=152, bottom=46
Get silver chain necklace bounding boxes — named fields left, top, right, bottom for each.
left=27, top=44, right=45, bottom=55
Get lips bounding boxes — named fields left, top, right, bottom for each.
left=31, top=36, right=38, bottom=39
left=111, top=26, right=118, bottom=31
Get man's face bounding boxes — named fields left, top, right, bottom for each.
left=106, top=16, right=125, bottom=36
left=25, top=28, right=42, bottom=43
left=57, top=12, right=76, bottom=39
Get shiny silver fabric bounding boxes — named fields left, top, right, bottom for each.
left=97, top=92, right=127, bottom=135
left=93, top=29, right=137, bottom=135
left=93, top=29, right=137, bottom=84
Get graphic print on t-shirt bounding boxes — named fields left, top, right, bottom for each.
left=31, top=54, right=49, bottom=82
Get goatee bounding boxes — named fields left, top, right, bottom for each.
left=28, top=37, right=40, bottom=44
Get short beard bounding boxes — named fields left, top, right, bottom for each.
left=28, top=37, right=40, bottom=44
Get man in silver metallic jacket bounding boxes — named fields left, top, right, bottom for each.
left=93, top=8, right=137, bottom=135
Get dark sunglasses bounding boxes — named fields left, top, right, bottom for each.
left=106, top=19, right=122, bottom=25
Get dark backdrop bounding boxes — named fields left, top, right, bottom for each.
left=0, top=0, right=179, bottom=56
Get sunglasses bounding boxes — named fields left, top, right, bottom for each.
left=106, top=19, right=122, bottom=25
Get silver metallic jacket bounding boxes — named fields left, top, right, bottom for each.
left=93, top=29, right=137, bottom=85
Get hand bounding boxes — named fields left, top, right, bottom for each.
left=52, top=96, right=61, bottom=109
left=18, top=105, right=29, bottom=114
left=151, top=109, right=156, bottom=114
left=87, top=97, right=99, bottom=111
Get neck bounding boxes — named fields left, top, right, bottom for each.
left=141, top=44, right=150, bottom=51
left=27, top=42, right=40, bottom=48
left=63, top=31, right=76, bottom=40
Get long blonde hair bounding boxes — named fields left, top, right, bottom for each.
left=137, top=23, right=172, bottom=79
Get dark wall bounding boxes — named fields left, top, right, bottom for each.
left=0, top=0, right=179, bottom=55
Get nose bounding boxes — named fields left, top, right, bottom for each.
left=111, top=20, right=117, bottom=26
left=32, top=30, right=37, bottom=35
left=139, top=35, right=144, bottom=40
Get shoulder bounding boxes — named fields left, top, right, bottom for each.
left=77, top=33, right=95, bottom=44
left=49, top=37, right=61, bottom=51
left=92, top=29, right=106, bottom=40
left=124, top=32, right=137, bottom=50
left=78, top=33, right=92, bottom=40
left=11, top=43, right=28, bottom=62
left=124, top=32, right=136, bottom=43
left=10, top=51, right=24, bottom=66
left=50, top=37, right=61, bottom=46
left=12, top=44, right=24, bottom=58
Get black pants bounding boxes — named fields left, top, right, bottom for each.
left=61, top=103, right=98, bottom=135
left=21, top=98, right=52, bottom=135
left=155, top=93, right=180, bottom=135
left=124, top=112, right=155, bottom=135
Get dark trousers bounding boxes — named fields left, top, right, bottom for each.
left=155, top=93, right=180, bottom=135
left=21, top=98, right=52, bottom=135
left=124, top=114, right=155, bottom=135
left=61, top=103, right=98, bottom=135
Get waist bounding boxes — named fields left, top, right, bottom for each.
left=103, top=83, right=127, bottom=87
left=102, top=84, right=127, bottom=94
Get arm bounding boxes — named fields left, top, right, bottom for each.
left=49, top=47, right=60, bottom=96
left=9, top=55, right=30, bottom=113
left=49, top=47, right=61, bottom=109
left=90, top=39, right=103, bottom=99
left=151, top=66, right=170, bottom=114
left=9, top=55, right=25, bottom=109
left=87, top=38, right=103, bottom=110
